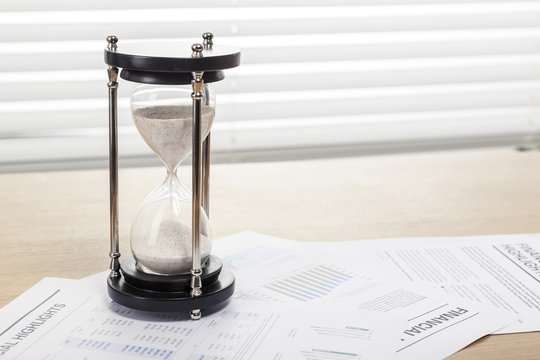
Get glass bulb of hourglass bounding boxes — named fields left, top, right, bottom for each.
left=130, top=84, right=215, bottom=275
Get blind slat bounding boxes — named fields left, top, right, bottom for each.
left=1, top=0, right=530, bottom=12
left=1, top=81, right=539, bottom=132
left=2, top=29, right=540, bottom=72
left=2, top=4, right=539, bottom=42
left=2, top=55, right=540, bottom=101
left=0, top=107, right=533, bottom=165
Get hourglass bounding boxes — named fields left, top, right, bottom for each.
left=104, top=33, right=240, bottom=319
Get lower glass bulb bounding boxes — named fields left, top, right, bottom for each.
left=130, top=173, right=212, bottom=275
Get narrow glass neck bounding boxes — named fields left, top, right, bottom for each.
left=165, top=168, right=179, bottom=186
left=162, top=168, right=190, bottom=202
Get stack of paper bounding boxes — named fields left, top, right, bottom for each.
left=2, top=231, right=539, bottom=359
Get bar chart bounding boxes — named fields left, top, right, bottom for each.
left=263, top=264, right=355, bottom=302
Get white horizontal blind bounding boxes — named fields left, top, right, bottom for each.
left=1, top=1, right=539, bottom=171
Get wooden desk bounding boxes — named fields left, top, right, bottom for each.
left=1, top=150, right=540, bottom=359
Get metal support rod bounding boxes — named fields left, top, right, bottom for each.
left=191, top=92, right=203, bottom=286
left=106, top=35, right=120, bottom=278
left=190, top=94, right=203, bottom=294
left=201, top=32, right=213, bottom=218
left=201, top=134, right=211, bottom=217
left=190, top=44, right=205, bottom=308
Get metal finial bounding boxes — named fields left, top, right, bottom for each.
left=106, top=35, right=118, bottom=51
left=202, top=32, right=214, bottom=48
left=191, top=43, right=204, bottom=58
left=106, top=35, right=118, bottom=44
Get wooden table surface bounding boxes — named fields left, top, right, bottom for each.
left=1, top=150, right=540, bottom=359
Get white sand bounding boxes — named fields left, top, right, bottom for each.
left=133, top=219, right=211, bottom=275
left=133, top=104, right=214, bottom=170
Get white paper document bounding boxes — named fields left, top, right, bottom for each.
left=0, top=277, right=405, bottom=360
left=215, top=232, right=517, bottom=359
left=315, top=233, right=540, bottom=333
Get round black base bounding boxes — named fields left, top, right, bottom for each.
left=107, top=258, right=235, bottom=313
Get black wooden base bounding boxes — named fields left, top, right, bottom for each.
left=107, top=256, right=235, bottom=313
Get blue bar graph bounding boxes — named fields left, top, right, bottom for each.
left=62, top=338, right=175, bottom=359
left=263, top=265, right=354, bottom=302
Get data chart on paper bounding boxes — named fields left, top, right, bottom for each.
left=46, top=301, right=202, bottom=359
left=22, top=298, right=285, bottom=360
left=265, top=264, right=355, bottom=302
left=235, top=262, right=362, bottom=304
left=14, top=294, right=399, bottom=360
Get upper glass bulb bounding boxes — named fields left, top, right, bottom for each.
left=129, top=83, right=215, bottom=275
left=131, top=84, right=214, bottom=171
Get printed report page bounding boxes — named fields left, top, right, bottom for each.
left=219, top=237, right=516, bottom=360
left=0, top=277, right=405, bottom=360
left=316, top=233, right=540, bottom=333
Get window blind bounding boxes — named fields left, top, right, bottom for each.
left=0, top=1, right=539, bottom=171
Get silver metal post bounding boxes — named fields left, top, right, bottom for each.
left=190, top=43, right=204, bottom=320
left=201, top=32, right=213, bottom=216
left=202, top=134, right=211, bottom=217
left=106, top=35, right=120, bottom=278
left=191, top=91, right=203, bottom=283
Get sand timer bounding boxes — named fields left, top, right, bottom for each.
left=104, top=33, right=240, bottom=319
